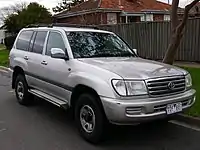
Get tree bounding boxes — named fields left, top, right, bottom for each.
left=4, top=2, right=52, bottom=34
left=53, top=0, right=84, bottom=13
left=0, top=2, right=27, bottom=24
left=163, top=0, right=200, bottom=65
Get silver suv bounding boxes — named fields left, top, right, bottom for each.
left=9, top=26, right=196, bottom=143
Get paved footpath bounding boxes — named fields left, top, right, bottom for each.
left=0, top=71, right=200, bottom=150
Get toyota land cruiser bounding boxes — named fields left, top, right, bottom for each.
left=9, top=25, right=196, bottom=143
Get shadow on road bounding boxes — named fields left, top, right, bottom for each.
left=29, top=98, right=196, bottom=150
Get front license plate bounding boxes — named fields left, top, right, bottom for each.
left=166, top=102, right=182, bottom=115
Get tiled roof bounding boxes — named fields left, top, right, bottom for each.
left=190, top=2, right=200, bottom=14
left=55, top=0, right=171, bottom=17
left=55, top=0, right=100, bottom=16
left=100, top=0, right=171, bottom=12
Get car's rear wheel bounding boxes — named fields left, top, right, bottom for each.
left=15, top=74, right=33, bottom=105
left=75, top=93, right=106, bottom=144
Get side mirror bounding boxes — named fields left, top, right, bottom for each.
left=50, top=48, right=68, bottom=60
left=133, top=49, right=137, bottom=55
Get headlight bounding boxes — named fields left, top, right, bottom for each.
left=186, top=74, right=192, bottom=88
left=112, top=79, right=148, bottom=96
left=112, top=80, right=127, bottom=96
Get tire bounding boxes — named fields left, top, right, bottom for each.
left=15, top=74, right=33, bottom=105
left=75, top=93, right=106, bottom=144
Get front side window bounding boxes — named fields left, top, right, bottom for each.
left=16, top=30, right=33, bottom=51
left=32, top=31, right=47, bottom=54
left=46, top=32, right=65, bottom=56
left=66, top=32, right=135, bottom=58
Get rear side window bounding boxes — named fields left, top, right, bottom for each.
left=16, top=30, right=33, bottom=51
left=32, top=31, right=47, bottom=54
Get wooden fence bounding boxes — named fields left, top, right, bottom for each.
left=98, top=18, right=200, bottom=62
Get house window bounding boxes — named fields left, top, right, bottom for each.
left=107, top=13, right=117, bottom=24
left=121, top=16, right=126, bottom=23
left=141, top=14, right=154, bottom=22
left=146, top=14, right=153, bottom=21
left=164, top=15, right=170, bottom=21
left=141, top=15, right=145, bottom=21
left=128, top=16, right=137, bottom=22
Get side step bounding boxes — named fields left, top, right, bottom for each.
left=29, top=89, right=68, bottom=108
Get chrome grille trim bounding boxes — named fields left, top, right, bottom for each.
left=146, top=76, right=186, bottom=96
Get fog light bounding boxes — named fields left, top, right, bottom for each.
left=126, top=107, right=142, bottom=115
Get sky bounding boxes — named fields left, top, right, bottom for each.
left=0, top=0, right=194, bottom=11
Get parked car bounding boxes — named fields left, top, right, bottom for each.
left=9, top=25, right=196, bottom=143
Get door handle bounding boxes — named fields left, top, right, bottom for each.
left=41, top=61, right=48, bottom=65
left=24, top=56, right=29, bottom=60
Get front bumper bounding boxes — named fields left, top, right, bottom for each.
left=7, top=68, right=13, bottom=78
left=101, top=89, right=196, bottom=125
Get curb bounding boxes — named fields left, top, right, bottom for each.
left=175, top=114, right=200, bottom=127
left=0, top=66, right=9, bottom=72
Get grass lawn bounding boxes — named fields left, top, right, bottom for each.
left=0, top=46, right=9, bottom=67
left=0, top=44, right=6, bottom=50
left=182, top=67, right=200, bottom=117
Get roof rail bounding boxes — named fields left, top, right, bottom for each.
left=25, top=23, right=99, bottom=29
left=25, top=24, right=53, bottom=28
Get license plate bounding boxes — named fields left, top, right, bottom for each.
left=166, top=102, right=182, bottom=115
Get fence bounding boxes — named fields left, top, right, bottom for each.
left=98, top=18, right=200, bottom=62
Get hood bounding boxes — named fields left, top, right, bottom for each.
left=78, top=57, right=187, bottom=79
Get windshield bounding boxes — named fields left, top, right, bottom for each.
left=66, top=31, right=136, bottom=58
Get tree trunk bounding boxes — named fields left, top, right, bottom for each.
left=163, top=0, right=200, bottom=65
left=162, top=28, right=183, bottom=65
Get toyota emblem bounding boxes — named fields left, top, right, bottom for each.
left=168, top=82, right=175, bottom=90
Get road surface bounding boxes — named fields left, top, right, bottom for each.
left=0, top=71, right=200, bottom=150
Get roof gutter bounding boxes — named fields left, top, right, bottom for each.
left=54, top=8, right=122, bottom=19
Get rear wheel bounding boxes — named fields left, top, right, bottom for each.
left=15, top=74, right=33, bottom=105
left=75, top=93, right=106, bottom=144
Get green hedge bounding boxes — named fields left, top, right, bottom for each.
left=4, top=35, right=17, bottom=50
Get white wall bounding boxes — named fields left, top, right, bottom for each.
left=0, top=29, right=5, bottom=44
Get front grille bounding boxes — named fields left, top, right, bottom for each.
left=146, top=76, right=186, bottom=96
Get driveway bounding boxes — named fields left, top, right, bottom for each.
left=0, top=71, right=200, bottom=150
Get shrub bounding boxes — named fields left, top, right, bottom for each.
left=4, top=35, right=17, bottom=50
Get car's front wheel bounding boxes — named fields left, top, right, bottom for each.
left=75, top=93, right=106, bottom=144
left=15, top=74, right=33, bottom=105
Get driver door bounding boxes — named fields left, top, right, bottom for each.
left=40, top=31, right=71, bottom=102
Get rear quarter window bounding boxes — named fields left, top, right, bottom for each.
left=16, top=30, right=33, bottom=51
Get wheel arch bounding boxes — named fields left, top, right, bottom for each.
left=12, top=66, right=25, bottom=89
left=70, top=84, right=107, bottom=119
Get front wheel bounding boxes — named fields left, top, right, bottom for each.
left=15, top=74, right=33, bottom=105
left=75, top=93, right=106, bottom=144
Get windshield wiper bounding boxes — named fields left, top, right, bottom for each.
left=81, top=52, right=134, bottom=58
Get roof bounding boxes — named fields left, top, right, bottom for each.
left=23, top=26, right=113, bottom=34
left=100, top=0, right=171, bottom=12
left=55, top=0, right=171, bottom=18
left=56, top=0, right=100, bottom=17
left=190, top=2, right=200, bottom=15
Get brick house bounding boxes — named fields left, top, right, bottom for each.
left=54, top=0, right=171, bottom=25
left=189, top=2, right=200, bottom=18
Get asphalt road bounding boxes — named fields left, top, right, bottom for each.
left=0, top=71, right=200, bottom=150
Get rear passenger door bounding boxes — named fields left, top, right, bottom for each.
left=12, top=30, right=34, bottom=72
left=26, top=31, right=48, bottom=91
